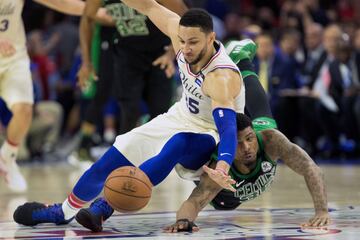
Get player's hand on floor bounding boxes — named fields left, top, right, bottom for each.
left=152, top=50, right=175, bottom=78
left=0, top=39, right=16, bottom=57
left=77, top=63, right=98, bottom=90
left=163, top=219, right=199, bottom=233
left=301, top=211, right=331, bottom=227
left=203, top=165, right=236, bottom=192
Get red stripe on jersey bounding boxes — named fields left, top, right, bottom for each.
left=175, top=49, right=182, bottom=61
left=183, top=45, right=222, bottom=77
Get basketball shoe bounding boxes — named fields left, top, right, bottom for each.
left=75, top=197, right=114, bottom=232
left=225, top=38, right=257, bottom=64
left=13, top=202, right=72, bottom=226
left=0, top=154, right=27, bottom=193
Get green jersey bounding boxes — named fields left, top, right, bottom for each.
left=103, top=0, right=169, bottom=52
left=210, top=124, right=277, bottom=210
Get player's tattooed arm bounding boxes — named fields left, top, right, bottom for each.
left=262, top=129, right=330, bottom=226
left=176, top=169, right=222, bottom=222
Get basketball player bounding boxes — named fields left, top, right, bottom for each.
left=0, top=0, right=111, bottom=192
left=75, top=113, right=327, bottom=232
left=14, top=4, right=247, bottom=225
left=75, top=0, right=188, bottom=162
left=163, top=113, right=330, bottom=232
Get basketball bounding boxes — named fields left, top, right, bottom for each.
left=104, top=166, right=152, bottom=212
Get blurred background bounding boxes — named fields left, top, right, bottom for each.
left=13, top=0, right=360, bottom=166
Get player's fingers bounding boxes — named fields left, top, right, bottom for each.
left=152, top=57, right=161, bottom=66
left=165, top=68, right=172, bottom=78
left=202, top=165, right=211, bottom=174
left=319, top=218, right=328, bottom=226
left=300, top=222, right=307, bottom=227
left=226, top=184, right=236, bottom=192
left=166, top=225, right=176, bottom=232
left=307, top=217, right=315, bottom=224
left=159, top=62, right=166, bottom=69
left=229, top=179, right=236, bottom=184
left=311, top=218, right=322, bottom=227
left=168, top=65, right=175, bottom=77
left=192, top=226, right=200, bottom=232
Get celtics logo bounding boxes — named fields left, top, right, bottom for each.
left=253, top=120, right=270, bottom=126
left=261, top=161, right=272, bottom=172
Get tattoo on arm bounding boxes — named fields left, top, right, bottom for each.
left=191, top=175, right=222, bottom=209
left=263, top=130, right=328, bottom=213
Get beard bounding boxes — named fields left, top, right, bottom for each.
left=185, top=45, right=207, bottom=65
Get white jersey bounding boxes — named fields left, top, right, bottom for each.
left=0, top=0, right=26, bottom=52
left=176, top=41, right=245, bottom=125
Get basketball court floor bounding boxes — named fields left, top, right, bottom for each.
left=0, top=161, right=359, bottom=239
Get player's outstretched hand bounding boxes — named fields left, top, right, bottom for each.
left=203, top=165, right=236, bottom=192
left=152, top=47, right=176, bottom=78
left=301, top=211, right=331, bottom=227
left=77, top=63, right=98, bottom=90
left=163, top=219, right=199, bottom=233
left=0, top=39, right=16, bottom=57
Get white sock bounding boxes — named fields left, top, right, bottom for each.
left=1, top=140, right=18, bottom=162
left=62, top=193, right=86, bottom=220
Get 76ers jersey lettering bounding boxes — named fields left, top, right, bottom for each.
left=176, top=41, right=245, bottom=124
left=0, top=0, right=26, bottom=51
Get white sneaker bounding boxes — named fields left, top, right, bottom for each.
left=2, top=157, right=27, bottom=193
left=0, top=157, right=7, bottom=175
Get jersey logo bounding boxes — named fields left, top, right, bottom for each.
left=235, top=180, right=245, bottom=187
left=218, top=110, right=224, bottom=117
left=261, top=161, right=272, bottom=172
left=220, top=153, right=232, bottom=157
left=253, top=120, right=270, bottom=125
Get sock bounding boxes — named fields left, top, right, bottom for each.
left=62, top=192, right=86, bottom=220
left=1, top=140, right=19, bottom=162
left=103, top=128, right=116, bottom=143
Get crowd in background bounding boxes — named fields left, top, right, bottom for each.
left=13, top=0, right=360, bottom=160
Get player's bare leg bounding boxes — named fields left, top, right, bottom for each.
left=0, top=103, right=32, bottom=192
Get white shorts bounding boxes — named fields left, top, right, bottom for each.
left=113, top=102, right=219, bottom=180
left=0, top=49, right=34, bottom=107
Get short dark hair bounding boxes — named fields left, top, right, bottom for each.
left=179, top=8, right=213, bottom=33
left=236, top=113, right=253, bottom=132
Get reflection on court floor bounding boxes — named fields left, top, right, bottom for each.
left=1, top=163, right=360, bottom=239
left=1, top=206, right=359, bottom=239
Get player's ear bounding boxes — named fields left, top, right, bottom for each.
left=208, top=31, right=216, bottom=44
